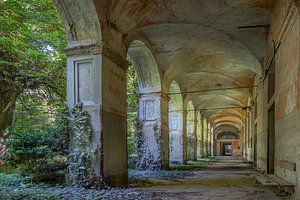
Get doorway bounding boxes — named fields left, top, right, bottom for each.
left=267, top=103, right=275, bottom=174
left=222, top=143, right=232, bottom=156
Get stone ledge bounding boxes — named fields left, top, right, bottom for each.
left=254, top=173, right=295, bottom=195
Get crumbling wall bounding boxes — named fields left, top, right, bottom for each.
left=272, top=1, right=300, bottom=196
left=169, top=81, right=184, bottom=164
left=136, top=94, right=164, bottom=170
left=137, top=121, right=162, bottom=170
left=68, top=105, right=103, bottom=188
left=254, top=0, right=300, bottom=198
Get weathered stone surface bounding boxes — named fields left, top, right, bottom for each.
left=54, top=1, right=300, bottom=198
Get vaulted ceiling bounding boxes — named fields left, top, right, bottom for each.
left=74, top=0, right=275, bottom=130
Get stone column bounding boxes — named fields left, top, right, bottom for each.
left=161, top=93, right=170, bottom=169
left=192, top=117, right=198, bottom=161
left=137, top=92, right=169, bottom=170
left=241, top=125, right=245, bottom=157
left=207, top=124, right=211, bottom=156
left=210, top=127, right=214, bottom=156
left=246, top=114, right=250, bottom=158
left=169, top=109, right=184, bottom=164
left=66, top=43, right=128, bottom=187
left=182, top=110, right=188, bottom=164
left=203, top=119, right=208, bottom=157
left=244, top=119, right=248, bottom=158
left=197, top=114, right=204, bottom=159
left=247, top=112, right=252, bottom=160
left=187, top=110, right=196, bottom=161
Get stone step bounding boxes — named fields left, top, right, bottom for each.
left=254, top=173, right=276, bottom=186
left=267, top=174, right=294, bottom=187
left=254, top=173, right=295, bottom=195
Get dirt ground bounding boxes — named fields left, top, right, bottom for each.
left=129, top=156, right=290, bottom=200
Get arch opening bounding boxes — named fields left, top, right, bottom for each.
left=186, top=101, right=196, bottom=161
left=214, top=125, right=241, bottom=157
left=126, top=40, right=163, bottom=170
left=169, top=81, right=184, bottom=164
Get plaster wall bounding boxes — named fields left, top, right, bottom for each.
left=273, top=2, right=300, bottom=197
left=253, top=1, right=300, bottom=198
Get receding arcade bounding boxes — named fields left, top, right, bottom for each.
left=54, top=1, right=300, bottom=198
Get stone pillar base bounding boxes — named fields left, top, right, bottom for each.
left=104, top=173, right=128, bottom=187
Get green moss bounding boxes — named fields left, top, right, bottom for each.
left=0, top=165, right=17, bottom=174
left=169, top=165, right=206, bottom=171
left=143, top=177, right=257, bottom=188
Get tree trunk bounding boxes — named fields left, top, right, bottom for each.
left=0, top=87, right=19, bottom=164
left=0, top=89, right=19, bottom=136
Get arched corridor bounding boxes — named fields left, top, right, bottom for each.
left=54, top=0, right=300, bottom=199
left=127, top=40, right=166, bottom=170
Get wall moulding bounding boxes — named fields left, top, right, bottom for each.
left=139, top=92, right=170, bottom=101
left=66, top=43, right=103, bottom=57
left=67, top=54, right=101, bottom=108
left=66, top=42, right=128, bottom=70
left=74, top=58, right=95, bottom=106
left=276, top=159, right=297, bottom=171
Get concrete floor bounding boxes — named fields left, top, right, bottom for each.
left=133, top=157, right=290, bottom=200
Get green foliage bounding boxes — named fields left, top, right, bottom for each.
left=169, top=165, right=205, bottom=171
left=127, top=64, right=139, bottom=169
left=2, top=92, right=68, bottom=183
left=0, top=0, right=66, bottom=91
left=0, top=0, right=67, bottom=135
left=0, top=0, right=68, bottom=183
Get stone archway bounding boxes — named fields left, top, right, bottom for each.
left=55, top=0, right=129, bottom=187
left=214, top=125, right=241, bottom=156
left=127, top=40, right=168, bottom=170
left=169, top=81, right=184, bottom=164
left=186, top=101, right=196, bottom=161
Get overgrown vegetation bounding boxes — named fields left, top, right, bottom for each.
left=127, top=64, right=139, bottom=169
left=0, top=173, right=151, bottom=200
left=2, top=92, right=68, bottom=183
left=0, top=0, right=141, bottom=188
left=68, top=105, right=105, bottom=188
left=0, top=0, right=68, bottom=184
left=0, top=0, right=66, bottom=135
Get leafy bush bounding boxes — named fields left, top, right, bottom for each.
left=1, top=92, right=68, bottom=184
left=0, top=0, right=68, bottom=184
